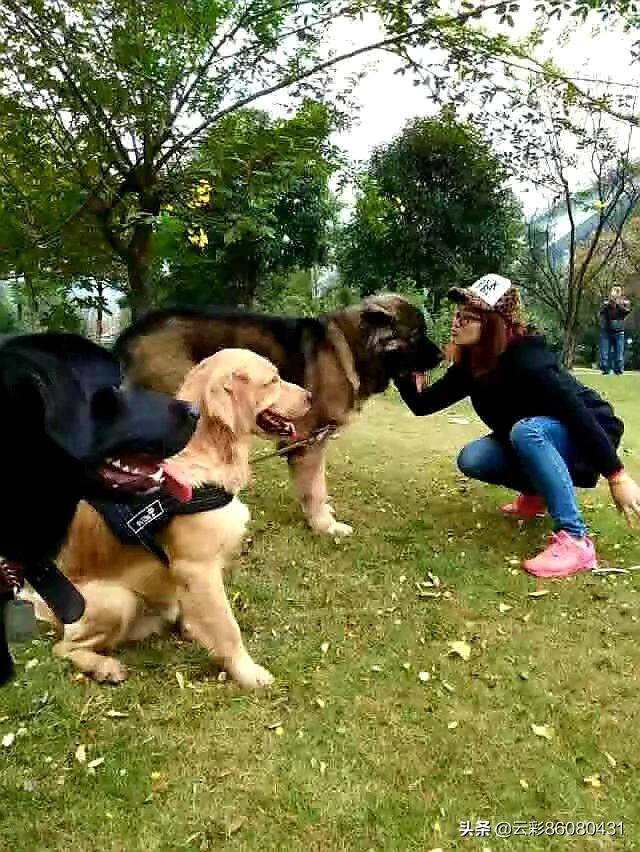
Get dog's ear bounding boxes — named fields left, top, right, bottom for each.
left=362, top=302, right=395, bottom=327
left=209, top=369, right=258, bottom=434
left=0, top=346, right=94, bottom=456
left=205, top=374, right=236, bottom=433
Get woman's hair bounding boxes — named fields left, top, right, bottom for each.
left=451, top=309, right=528, bottom=376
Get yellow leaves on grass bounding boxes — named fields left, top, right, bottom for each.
left=531, top=724, right=555, bottom=741
left=448, top=640, right=472, bottom=662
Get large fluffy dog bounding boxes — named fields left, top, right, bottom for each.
left=0, top=333, right=197, bottom=682
left=115, top=295, right=443, bottom=536
left=48, top=349, right=310, bottom=688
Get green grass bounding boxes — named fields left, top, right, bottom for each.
left=2, top=370, right=640, bottom=851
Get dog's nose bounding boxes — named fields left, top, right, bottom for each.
left=173, top=400, right=200, bottom=422
left=184, top=402, right=200, bottom=421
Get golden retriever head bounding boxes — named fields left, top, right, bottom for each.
left=176, top=349, right=310, bottom=442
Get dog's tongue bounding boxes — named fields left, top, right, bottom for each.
left=161, top=462, right=192, bottom=503
left=413, top=371, right=426, bottom=393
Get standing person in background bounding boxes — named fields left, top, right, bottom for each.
left=600, top=286, right=631, bottom=375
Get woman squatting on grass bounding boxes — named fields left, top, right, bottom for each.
left=395, top=274, right=640, bottom=579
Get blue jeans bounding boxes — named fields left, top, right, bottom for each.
left=457, top=417, right=587, bottom=538
left=599, top=330, right=625, bottom=374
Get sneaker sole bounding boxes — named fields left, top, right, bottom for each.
left=522, top=559, right=596, bottom=579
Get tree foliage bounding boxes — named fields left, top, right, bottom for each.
left=337, top=113, right=523, bottom=307
left=522, top=103, right=640, bottom=367
left=154, top=102, right=340, bottom=306
left=1, top=0, right=635, bottom=317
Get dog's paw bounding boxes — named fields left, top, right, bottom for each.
left=326, top=520, right=353, bottom=537
left=228, top=656, right=274, bottom=689
left=91, top=657, right=128, bottom=684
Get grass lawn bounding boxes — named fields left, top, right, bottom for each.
left=2, top=371, right=640, bottom=851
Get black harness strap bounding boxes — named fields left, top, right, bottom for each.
left=89, top=483, right=234, bottom=567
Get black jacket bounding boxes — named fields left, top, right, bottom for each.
left=600, top=298, right=631, bottom=332
left=395, top=335, right=624, bottom=485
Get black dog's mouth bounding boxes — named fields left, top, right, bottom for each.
left=98, top=455, right=192, bottom=501
left=256, top=409, right=297, bottom=441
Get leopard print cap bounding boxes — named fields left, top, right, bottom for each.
left=448, top=286, right=523, bottom=326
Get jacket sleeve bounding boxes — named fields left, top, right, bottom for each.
left=513, top=354, right=622, bottom=477
left=394, top=364, right=470, bottom=416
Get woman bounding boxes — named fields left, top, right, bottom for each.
left=396, top=275, right=640, bottom=578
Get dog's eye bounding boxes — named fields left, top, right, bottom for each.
left=91, top=386, right=122, bottom=420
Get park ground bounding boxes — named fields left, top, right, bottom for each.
left=1, top=370, right=640, bottom=851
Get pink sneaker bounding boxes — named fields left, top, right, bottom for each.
left=502, top=494, right=545, bottom=519
left=523, top=531, right=597, bottom=578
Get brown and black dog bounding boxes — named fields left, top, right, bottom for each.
left=115, top=295, right=442, bottom=536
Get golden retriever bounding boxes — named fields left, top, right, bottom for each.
left=40, top=349, right=310, bottom=688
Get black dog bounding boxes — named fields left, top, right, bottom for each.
left=0, top=333, right=198, bottom=683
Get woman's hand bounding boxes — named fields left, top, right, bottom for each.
left=608, top=470, right=640, bottom=526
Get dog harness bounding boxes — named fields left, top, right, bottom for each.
left=88, top=484, right=234, bottom=567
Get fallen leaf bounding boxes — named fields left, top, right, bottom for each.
left=519, top=778, right=529, bottom=790
left=418, top=671, right=431, bottom=682
left=226, top=816, right=247, bottom=838
left=531, top=724, right=555, bottom=741
left=604, top=752, right=617, bottom=768
left=105, top=710, right=128, bottom=718
left=448, top=640, right=471, bottom=661
left=71, top=672, right=86, bottom=683
left=528, top=590, right=550, bottom=598
left=150, top=771, right=162, bottom=781
left=175, top=671, right=185, bottom=689
left=2, top=732, right=15, bottom=748
left=498, top=603, right=512, bottom=614
left=447, top=721, right=459, bottom=730
left=275, top=726, right=284, bottom=737
left=24, top=659, right=38, bottom=670
left=315, top=698, right=326, bottom=709
left=320, top=642, right=329, bottom=655
left=584, top=774, right=602, bottom=788
left=87, top=757, right=104, bottom=769
left=75, top=744, right=87, bottom=763
left=370, top=664, right=382, bottom=672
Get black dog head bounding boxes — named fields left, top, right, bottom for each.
left=360, top=295, right=443, bottom=384
left=0, top=333, right=198, bottom=536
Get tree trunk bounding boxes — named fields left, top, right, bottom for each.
left=561, top=322, right=578, bottom=369
left=96, top=280, right=104, bottom=341
left=126, top=222, right=154, bottom=318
